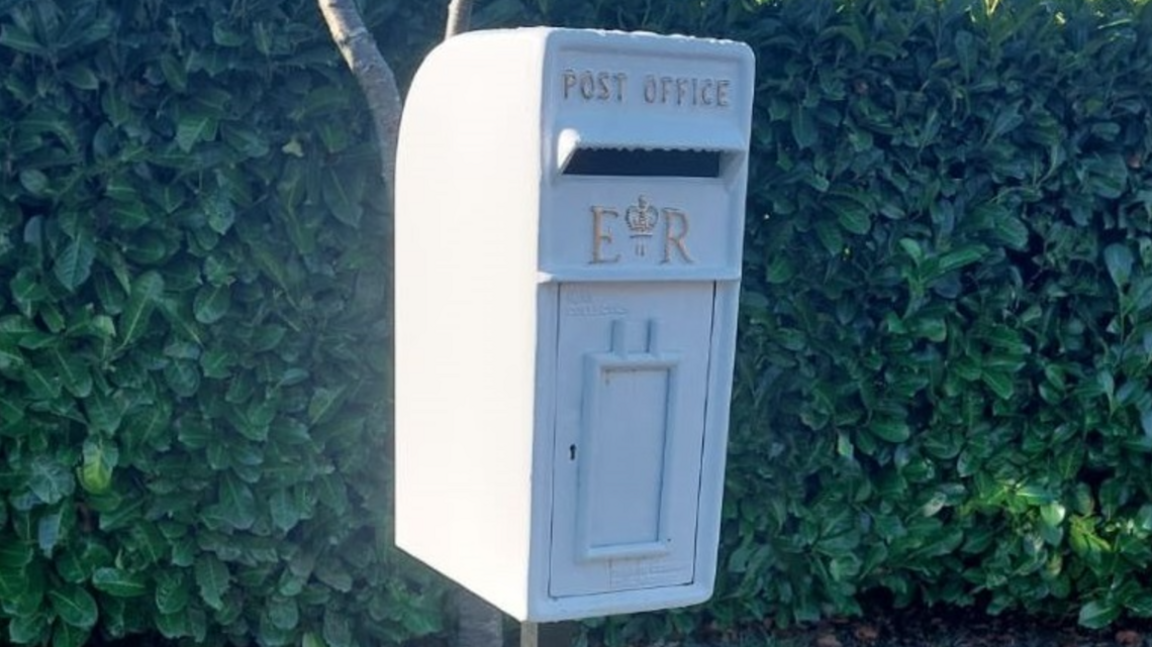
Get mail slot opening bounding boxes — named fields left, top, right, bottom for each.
left=562, top=148, right=723, bottom=178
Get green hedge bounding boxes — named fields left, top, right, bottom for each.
left=524, top=0, right=1152, bottom=641
left=721, top=0, right=1152, bottom=635
left=0, top=1, right=444, bottom=645
left=3, top=0, right=1152, bottom=645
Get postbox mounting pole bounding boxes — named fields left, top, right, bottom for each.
left=520, top=622, right=576, bottom=647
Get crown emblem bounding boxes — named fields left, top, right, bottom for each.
left=624, top=195, right=659, bottom=238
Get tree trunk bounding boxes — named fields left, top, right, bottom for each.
left=316, top=0, right=403, bottom=197
left=445, top=0, right=475, bottom=38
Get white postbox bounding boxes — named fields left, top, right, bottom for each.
left=395, top=28, right=754, bottom=622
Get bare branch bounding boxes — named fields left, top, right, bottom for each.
left=317, top=0, right=403, bottom=196
left=445, top=0, right=475, bottom=38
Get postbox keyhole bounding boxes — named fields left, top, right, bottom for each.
left=569, top=444, right=577, bottom=461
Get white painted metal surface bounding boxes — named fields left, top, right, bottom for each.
left=395, top=27, right=754, bottom=621
left=549, top=283, right=713, bottom=598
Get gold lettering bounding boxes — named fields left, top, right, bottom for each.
left=580, top=73, right=596, bottom=99
left=700, top=79, right=714, bottom=105
left=562, top=69, right=578, bottom=99
left=569, top=70, right=730, bottom=109
left=596, top=72, right=612, bottom=100
left=591, top=207, right=621, bottom=264
left=661, top=209, right=694, bottom=264
left=614, top=72, right=628, bottom=102
left=717, top=80, right=731, bottom=107
left=643, top=75, right=658, bottom=103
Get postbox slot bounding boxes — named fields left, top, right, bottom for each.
left=562, top=148, right=722, bottom=178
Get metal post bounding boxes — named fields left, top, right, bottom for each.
left=520, top=622, right=575, bottom=647
left=454, top=589, right=504, bottom=647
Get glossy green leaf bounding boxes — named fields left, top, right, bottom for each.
left=78, top=438, right=115, bottom=495
left=19, top=169, right=49, bottom=196
left=268, top=596, right=299, bottom=631
left=52, top=237, right=96, bottom=291
left=216, top=473, right=256, bottom=530
left=115, top=271, right=164, bottom=351
left=308, top=386, right=346, bottom=425
left=91, top=567, right=147, bottom=598
left=56, top=550, right=88, bottom=585
left=815, top=220, right=843, bottom=256
left=8, top=612, right=48, bottom=645
left=163, top=360, right=200, bottom=398
left=0, top=23, right=44, bottom=56
left=792, top=106, right=818, bottom=149
left=0, top=539, right=33, bottom=571
left=160, top=53, right=187, bottom=92
left=981, top=369, right=1014, bottom=400
left=193, top=284, right=231, bottom=324
left=155, top=571, right=190, bottom=615
left=204, top=192, right=236, bottom=235
left=321, top=166, right=365, bottom=227
left=1079, top=600, right=1120, bottom=629
left=38, top=507, right=62, bottom=555
left=126, top=523, right=166, bottom=567
left=156, top=610, right=190, bottom=639
left=1104, top=243, right=1134, bottom=288
left=1040, top=502, right=1066, bottom=528
left=991, top=214, right=1029, bottom=250
left=0, top=341, right=24, bottom=371
left=221, top=122, right=270, bottom=158
left=212, top=23, right=246, bottom=47
left=51, top=622, right=90, bottom=647
left=51, top=349, right=91, bottom=398
left=269, top=488, right=301, bottom=533
left=322, top=609, right=352, bottom=647
left=109, top=201, right=150, bottom=231
left=828, top=198, right=871, bottom=235
left=869, top=419, right=911, bottom=443
left=84, top=389, right=124, bottom=434
left=936, top=245, right=988, bottom=275
left=195, top=555, right=230, bottom=611
left=61, top=64, right=99, bottom=91
left=175, top=113, right=215, bottom=153
left=28, top=456, right=74, bottom=505
left=49, top=585, right=98, bottom=629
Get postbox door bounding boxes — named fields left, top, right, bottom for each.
left=549, top=282, right=714, bottom=597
